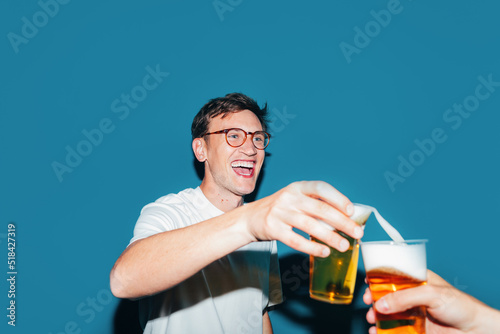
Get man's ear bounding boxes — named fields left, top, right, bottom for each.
left=192, top=138, right=207, bottom=162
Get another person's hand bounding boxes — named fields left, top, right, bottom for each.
left=242, top=181, right=363, bottom=257
left=363, top=270, right=500, bottom=334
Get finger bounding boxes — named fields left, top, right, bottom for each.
left=290, top=214, right=352, bottom=252
left=368, top=325, right=377, bottom=334
left=296, top=194, right=363, bottom=240
left=366, top=307, right=376, bottom=324
left=363, top=287, right=373, bottom=305
left=295, top=181, right=354, bottom=216
left=374, top=285, right=443, bottom=314
left=279, top=228, right=330, bottom=257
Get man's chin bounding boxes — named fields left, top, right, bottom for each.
left=237, top=187, right=256, bottom=197
left=230, top=171, right=261, bottom=196
left=232, top=181, right=256, bottom=197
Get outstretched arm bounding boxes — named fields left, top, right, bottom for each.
left=110, top=181, right=363, bottom=299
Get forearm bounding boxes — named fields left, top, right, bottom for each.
left=110, top=207, right=253, bottom=299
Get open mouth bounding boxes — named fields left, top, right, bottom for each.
left=231, top=160, right=255, bottom=177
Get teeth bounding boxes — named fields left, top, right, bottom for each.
left=231, top=161, right=254, bottom=168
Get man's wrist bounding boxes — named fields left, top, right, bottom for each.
left=226, top=205, right=257, bottom=245
left=471, top=303, right=500, bottom=334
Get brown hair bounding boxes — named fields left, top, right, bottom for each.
left=191, top=93, right=269, bottom=140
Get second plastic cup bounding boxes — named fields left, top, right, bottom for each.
left=361, top=240, right=428, bottom=334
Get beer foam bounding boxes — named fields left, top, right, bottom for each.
left=351, top=204, right=372, bottom=226
left=354, top=204, right=404, bottom=242
left=315, top=204, right=405, bottom=243
left=361, top=241, right=427, bottom=281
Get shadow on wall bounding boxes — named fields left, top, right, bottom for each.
left=113, top=299, right=143, bottom=334
left=274, top=253, right=370, bottom=334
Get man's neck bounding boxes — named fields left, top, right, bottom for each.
left=199, top=181, right=244, bottom=213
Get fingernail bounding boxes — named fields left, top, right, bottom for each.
left=377, top=298, right=389, bottom=312
left=322, top=247, right=330, bottom=257
left=340, top=239, right=349, bottom=251
left=346, top=203, right=354, bottom=216
left=354, top=226, right=363, bottom=238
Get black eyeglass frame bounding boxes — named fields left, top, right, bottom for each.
left=202, top=128, right=271, bottom=150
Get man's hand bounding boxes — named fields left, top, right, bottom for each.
left=242, top=181, right=363, bottom=257
left=363, top=270, right=500, bottom=334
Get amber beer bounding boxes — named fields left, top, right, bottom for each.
left=366, top=268, right=427, bottom=334
left=361, top=240, right=428, bottom=334
left=309, top=205, right=371, bottom=304
left=309, top=232, right=359, bottom=303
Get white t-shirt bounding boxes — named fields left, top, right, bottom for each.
left=129, top=187, right=283, bottom=334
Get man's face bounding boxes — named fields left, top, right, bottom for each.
left=202, top=110, right=266, bottom=197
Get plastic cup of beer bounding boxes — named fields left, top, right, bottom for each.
left=309, top=205, right=371, bottom=304
left=361, top=240, right=428, bottom=334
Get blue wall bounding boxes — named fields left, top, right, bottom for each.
left=1, top=1, right=499, bottom=333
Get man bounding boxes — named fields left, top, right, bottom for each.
left=110, top=93, right=363, bottom=333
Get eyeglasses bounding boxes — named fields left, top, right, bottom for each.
left=202, top=128, right=270, bottom=150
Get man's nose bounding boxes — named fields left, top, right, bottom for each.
left=239, top=136, right=258, bottom=155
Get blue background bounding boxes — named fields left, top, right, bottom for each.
left=1, top=0, right=499, bottom=333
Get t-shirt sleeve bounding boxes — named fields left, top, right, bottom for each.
left=128, top=201, right=182, bottom=246
left=268, top=240, right=283, bottom=307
